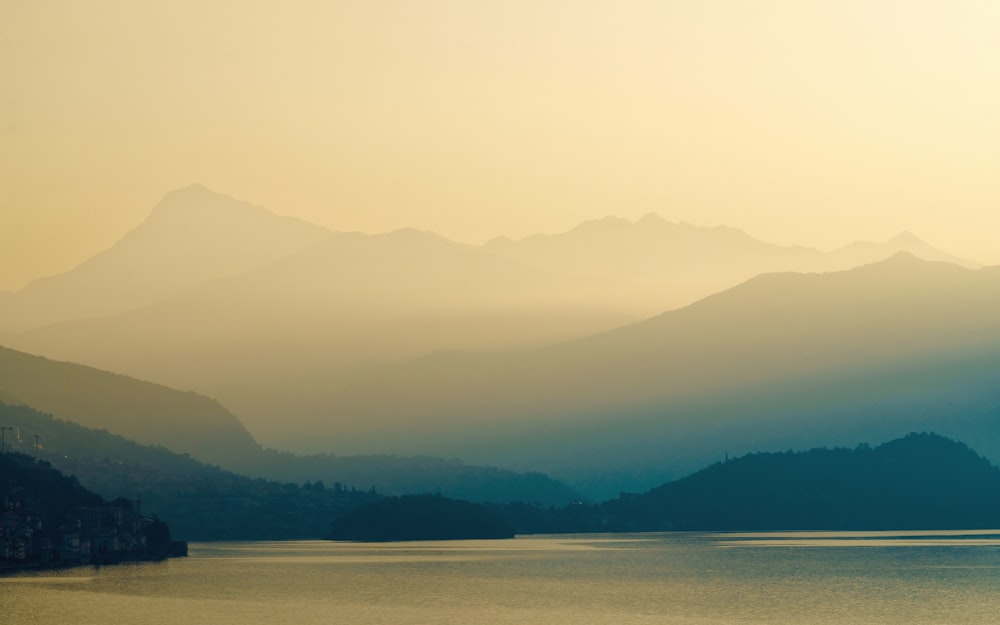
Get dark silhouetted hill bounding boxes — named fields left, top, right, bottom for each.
left=603, top=433, right=1000, bottom=531
left=494, top=433, right=1000, bottom=533
left=330, top=494, right=515, bottom=541
left=0, top=451, right=103, bottom=516
left=239, top=449, right=579, bottom=506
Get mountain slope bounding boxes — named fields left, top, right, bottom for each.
left=289, top=254, right=1000, bottom=493
left=311, top=253, right=1000, bottom=430
left=4, top=188, right=977, bottom=453
left=9, top=228, right=633, bottom=440
left=486, top=214, right=978, bottom=316
left=0, top=184, right=331, bottom=332
left=0, top=401, right=579, bottom=538
left=486, top=214, right=824, bottom=315
left=0, top=345, right=261, bottom=467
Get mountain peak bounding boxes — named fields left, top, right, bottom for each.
left=571, top=215, right=631, bottom=233
left=152, top=184, right=244, bottom=215
left=171, top=182, right=214, bottom=195
left=885, top=230, right=936, bottom=251
left=883, top=250, right=925, bottom=263
left=832, top=230, right=979, bottom=270
left=637, top=212, right=667, bottom=226
left=886, top=230, right=927, bottom=246
left=484, top=235, right=515, bottom=247
left=383, top=227, right=455, bottom=245
left=142, top=185, right=330, bottom=236
left=0, top=187, right=332, bottom=333
left=857, top=250, right=959, bottom=273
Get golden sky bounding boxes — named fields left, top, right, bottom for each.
left=2, top=0, right=999, bottom=291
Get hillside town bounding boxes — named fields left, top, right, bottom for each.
left=1, top=452, right=185, bottom=573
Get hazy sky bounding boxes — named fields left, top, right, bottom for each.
left=3, top=0, right=999, bottom=291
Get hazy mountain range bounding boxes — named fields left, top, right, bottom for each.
left=485, top=215, right=977, bottom=314
left=0, top=360, right=577, bottom=506
left=2, top=184, right=995, bottom=498
left=2, top=186, right=979, bottom=449
left=0, top=185, right=331, bottom=333
left=0, top=344, right=258, bottom=467
left=269, top=252, right=1000, bottom=494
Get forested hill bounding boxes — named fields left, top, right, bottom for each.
left=0, top=402, right=379, bottom=540
left=603, top=433, right=1000, bottom=531
left=0, top=402, right=578, bottom=540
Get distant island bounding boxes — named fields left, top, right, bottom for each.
left=1, top=452, right=185, bottom=573
left=498, top=432, right=1000, bottom=534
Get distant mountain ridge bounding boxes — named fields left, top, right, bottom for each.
left=7, top=226, right=634, bottom=436
left=295, top=253, right=999, bottom=430
left=830, top=229, right=975, bottom=267
left=0, top=185, right=331, bottom=332
left=0, top=344, right=260, bottom=467
left=1, top=185, right=988, bottom=494
left=486, top=213, right=978, bottom=315
left=280, top=253, right=1000, bottom=495
left=0, top=361, right=580, bottom=506
left=0, top=185, right=977, bottom=453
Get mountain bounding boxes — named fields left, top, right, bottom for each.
left=486, top=214, right=978, bottom=316
left=3, top=186, right=985, bottom=489
left=6, top=194, right=972, bottom=338
left=0, top=401, right=379, bottom=541
left=0, top=184, right=331, bottom=333
left=486, top=214, right=821, bottom=315
left=4, top=187, right=977, bottom=452
left=8, top=228, right=633, bottom=440
left=284, top=254, right=1000, bottom=495
left=0, top=401, right=580, bottom=541
left=0, top=347, right=580, bottom=505
left=499, top=433, right=1000, bottom=533
left=0, top=345, right=260, bottom=468
left=831, top=230, right=978, bottom=269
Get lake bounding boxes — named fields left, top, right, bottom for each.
left=3, top=531, right=1000, bottom=624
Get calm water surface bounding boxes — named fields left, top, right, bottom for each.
left=3, top=530, right=1000, bottom=624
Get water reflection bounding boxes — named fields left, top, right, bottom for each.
left=713, top=529, right=1000, bottom=548
left=3, top=531, right=1000, bottom=625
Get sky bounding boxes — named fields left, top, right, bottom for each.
left=2, top=0, right=999, bottom=291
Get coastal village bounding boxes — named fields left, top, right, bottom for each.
left=1, top=452, right=186, bottom=573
